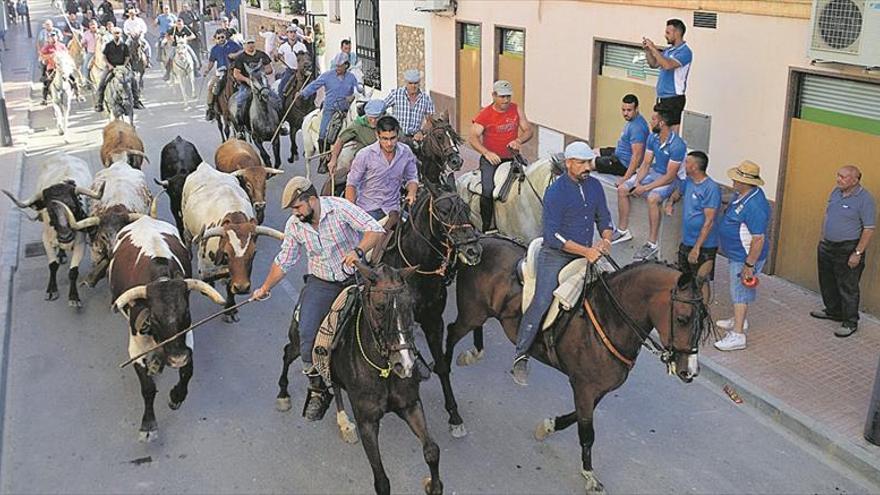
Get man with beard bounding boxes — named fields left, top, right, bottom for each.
left=593, top=93, right=649, bottom=177
left=511, top=142, right=612, bottom=386
left=252, top=176, right=384, bottom=420
left=643, top=18, right=692, bottom=130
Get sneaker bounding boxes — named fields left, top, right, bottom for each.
left=610, top=228, right=632, bottom=245
left=715, top=317, right=749, bottom=332
left=714, top=331, right=746, bottom=351
left=511, top=356, right=529, bottom=386
left=809, top=309, right=843, bottom=322
left=94, top=105, right=103, bottom=112
left=633, top=242, right=658, bottom=261
left=834, top=322, right=858, bottom=338
left=40, top=99, right=48, bottom=106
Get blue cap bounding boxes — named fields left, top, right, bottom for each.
left=564, top=141, right=596, bottom=161
left=332, top=52, right=349, bottom=66
left=364, top=100, right=385, bottom=117
left=403, top=69, right=421, bottom=83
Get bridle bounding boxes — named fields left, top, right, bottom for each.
left=355, top=274, right=415, bottom=379
left=421, top=120, right=463, bottom=173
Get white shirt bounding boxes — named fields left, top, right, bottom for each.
left=123, top=17, right=148, bottom=37
left=277, top=41, right=306, bottom=69
left=259, top=31, right=277, bottom=54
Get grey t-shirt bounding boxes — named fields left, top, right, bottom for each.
left=822, top=186, right=876, bottom=242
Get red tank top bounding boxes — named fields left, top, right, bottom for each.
left=473, top=103, right=519, bottom=159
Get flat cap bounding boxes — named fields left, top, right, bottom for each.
left=404, top=69, right=421, bottom=83
left=281, top=176, right=313, bottom=208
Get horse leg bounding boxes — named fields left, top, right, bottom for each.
left=355, top=416, right=391, bottom=495
left=455, top=326, right=486, bottom=367
left=275, top=316, right=301, bottom=411
left=133, top=362, right=159, bottom=442
left=534, top=410, right=577, bottom=441
left=256, top=141, right=271, bottom=167
left=287, top=120, right=298, bottom=163
left=397, top=401, right=443, bottom=495
left=419, top=309, right=465, bottom=438
left=333, top=385, right=358, bottom=444
left=168, top=350, right=194, bottom=410
left=572, top=384, right=605, bottom=495
left=272, top=136, right=281, bottom=167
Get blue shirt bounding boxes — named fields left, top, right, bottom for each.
left=656, top=42, right=693, bottom=98
left=681, top=177, right=721, bottom=248
left=543, top=175, right=613, bottom=251
left=209, top=40, right=242, bottom=69
left=157, top=13, right=177, bottom=35
left=614, top=113, right=650, bottom=165
left=301, top=69, right=360, bottom=112
left=822, top=186, right=876, bottom=242
left=719, top=187, right=770, bottom=263
left=646, top=131, right=687, bottom=176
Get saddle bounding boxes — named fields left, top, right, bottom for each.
left=312, top=285, right=361, bottom=383
left=463, top=152, right=566, bottom=202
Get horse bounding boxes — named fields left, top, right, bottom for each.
left=213, top=68, right=236, bottom=141
left=301, top=90, right=371, bottom=178
left=103, top=65, right=134, bottom=124
left=228, top=63, right=283, bottom=167
left=446, top=236, right=714, bottom=492
left=49, top=53, right=80, bottom=136
left=275, top=263, right=443, bottom=495
left=455, top=153, right=563, bottom=243
left=127, top=32, right=149, bottom=88
left=170, top=37, right=196, bottom=107
left=411, top=112, right=464, bottom=188
left=278, top=52, right=316, bottom=163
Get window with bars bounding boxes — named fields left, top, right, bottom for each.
left=499, top=28, right=524, bottom=55
left=599, top=42, right=659, bottom=81
left=460, top=23, right=480, bottom=49
left=355, top=0, right=380, bottom=88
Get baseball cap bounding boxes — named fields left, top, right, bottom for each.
left=564, top=141, right=596, bottom=161
left=244, top=36, right=256, bottom=43
left=493, top=80, right=513, bottom=96
left=281, top=176, right=313, bottom=208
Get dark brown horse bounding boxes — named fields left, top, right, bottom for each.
left=410, top=112, right=463, bottom=188
left=280, top=52, right=317, bottom=163
left=445, top=236, right=714, bottom=493
left=275, top=263, right=443, bottom=495
left=213, top=70, right=236, bottom=141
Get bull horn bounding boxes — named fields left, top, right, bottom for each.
left=254, top=226, right=284, bottom=241
left=153, top=178, right=170, bottom=188
left=127, top=213, right=145, bottom=222
left=126, top=150, right=151, bottom=163
left=230, top=169, right=247, bottom=177
left=2, top=189, right=40, bottom=209
left=265, top=168, right=284, bottom=176
left=149, top=189, right=166, bottom=219
left=75, top=186, right=103, bottom=200
left=185, top=279, right=227, bottom=306
left=192, top=226, right=224, bottom=245
left=112, top=285, right=147, bottom=313
left=53, top=200, right=100, bottom=230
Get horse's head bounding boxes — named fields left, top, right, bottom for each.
left=246, top=63, right=271, bottom=99
left=295, top=52, right=313, bottom=79
left=356, top=263, right=418, bottom=379
left=420, top=111, right=463, bottom=174
left=418, top=182, right=482, bottom=266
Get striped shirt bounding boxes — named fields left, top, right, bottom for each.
left=384, top=88, right=436, bottom=135
left=274, top=197, right=385, bottom=282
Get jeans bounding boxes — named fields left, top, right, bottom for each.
left=479, top=156, right=511, bottom=232
left=818, top=239, right=865, bottom=325
left=366, top=208, right=385, bottom=221
left=295, top=275, right=351, bottom=368
left=278, top=67, right=294, bottom=95
left=81, top=52, right=94, bottom=82
left=515, top=246, right=577, bottom=357
left=728, top=258, right=766, bottom=304
left=319, top=103, right=349, bottom=140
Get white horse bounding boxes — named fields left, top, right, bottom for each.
left=50, top=52, right=79, bottom=136
left=170, top=37, right=196, bottom=107
left=300, top=88, right=371, bottom=179
left=456, top=156, right=562, bottom=242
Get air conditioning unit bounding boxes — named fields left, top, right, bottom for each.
left=414, top=0, right=455, bottom=13
left=807, top=0, right=880, bottom=68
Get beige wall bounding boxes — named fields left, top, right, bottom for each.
left=431, top=1, right=812, bottom=199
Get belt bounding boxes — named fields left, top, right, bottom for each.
left=822, top=238, right=859, bottom=246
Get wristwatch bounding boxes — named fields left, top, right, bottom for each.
left=854, top=250, right=863, bottom=257
left=744, top=261, right=755, bottom=268
left=354, top=247, right=365, bottom=259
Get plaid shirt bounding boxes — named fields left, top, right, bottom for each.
left=384, top=88, right=436, bottom=135
left=274, top=197, right=384, bottom=282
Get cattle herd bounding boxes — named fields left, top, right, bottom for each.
left=2, top=121, right=288, bottom=444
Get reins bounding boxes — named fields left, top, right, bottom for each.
left=394, top=191, right=473, bottom=278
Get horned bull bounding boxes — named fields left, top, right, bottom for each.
left=214, top=138, right=283, bottom=224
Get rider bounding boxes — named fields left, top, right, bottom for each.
left=96, top=0, right=115, bottom=27
left=163, top=17, right=199, bottom=80
left=80, top=19, right=98, bottom=83
left=298, top=52, right=359, bottom=154
left=468, top=80, right=533, bottom=234
left=252, top=176, right=384, bottom=421
left=122, top=8, right=151, bottom=63
left=39, top=32, right=76, bottom=105
left=383, top=69, right=435, bottom=144
left=176, top=2, right=201, bottom=58
left=275, top=26, right=306, bottom=96
left=510, top=142, right=613, bottom=386
left=327, top=99, right=384, bottom=175
left=218, top=15, right=237, bottom=39
left=154, top=4, right=176, bottom=62
left=345, top=115, right=418, bottom=220
left=230, top=36, right=272, bottom=126
left=204, top=28, right=242, bottom=121
left=94, top=26, right=145, bottom=111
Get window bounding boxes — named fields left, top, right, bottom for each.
left=355, top=0, right=380, bottom=89
left=599, top=42, right=659, bottom=82
left=328, top=0, right=340, bottom=22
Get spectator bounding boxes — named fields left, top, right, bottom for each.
left=665, top=150, right=720, bottom=280
left=64, top=0, right=78, bottom=15
left=383, top=69, right=435, bottom=140
left=228, top=11, right=239, bottom=32
left=612, top=107, right=687, bottom=261
left=96, top=0, right=115, bottom=27
left=341, top=38, right=357, bottom=67
left=811, top=165, right=875, bottom=337
left=258, top=24, right=277, bottom=56
left=643, top=18, right=692, bottom=129
left=218, top=15, right=237, bottom=39
left=16, top=0, right=29, bottom=24
left=714, top=160, right=771, bottom=352
left=593, top=93, right=649, bottom=177
left=79, top=0, right=95, bottom=19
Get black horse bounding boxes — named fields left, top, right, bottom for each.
left=127, top=33, right=149, bottom=88
left=276, top=263, right=443, bottom=495
left=279, top=52, right=316, bottom=163
left=410, top=112, right=463, bottom=188
left=445, top=236, right=715, bottom=492
left=228, top=63, right=283, bottom=166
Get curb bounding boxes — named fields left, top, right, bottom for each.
left=699, top=356, right=880, bottom=488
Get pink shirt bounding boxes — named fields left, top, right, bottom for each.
left=82, top=30, right=97, bottom=53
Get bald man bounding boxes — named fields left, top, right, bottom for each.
left=811, top=165, right=875, bottom=337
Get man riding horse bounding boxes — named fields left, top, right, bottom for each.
left=94, top=27, right=144, bottom=111
left=326, top=99, right=384, bottom=179
left=253, top=177, right=385, bottom=421
left=163, top=17, right=199, bottom=81
left=383, top=68, right=436, bottom=148
left=229, top=36, right=272, bottom=128
left=203, top=28, right=242, bottom=122
left=40, top=32, right=80, bottom=105
left=122, top=8, right=151, bottom=62
left=298, top=51, right=360, bottom=157
left=275, top=26, right=307, bottom=97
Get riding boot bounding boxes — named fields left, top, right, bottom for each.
left=302, top=373, right=331, bottom=421
left=479, top=196, right=496, bottom=233
left=317, top=138, right=328, bottom=173
left=41, top=84, right=49, bottom=105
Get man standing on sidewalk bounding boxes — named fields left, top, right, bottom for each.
left=811, top=165, right=875, bottom=338
left=665, top=150, right=720, bottom=279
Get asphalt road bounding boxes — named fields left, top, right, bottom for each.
left=0, top=56, right=871, bottom=494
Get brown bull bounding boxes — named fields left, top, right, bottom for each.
left=101, top=120, right=149, bottom=169
left=214, top=139, right=283, bottom=224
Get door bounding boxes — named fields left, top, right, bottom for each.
left=355, top=0, right=380, bottom=89
left=456, top=22, right=480, bottom=136
left=495, top=27, right=524, bottom=108
left=593, top=42, right=658, bottom=150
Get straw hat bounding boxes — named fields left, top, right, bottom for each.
left=727, top=160, right=765, bottom=186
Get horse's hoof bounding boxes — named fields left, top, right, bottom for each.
left=449, top=422, right=467, bottom=438
left=336, top=411, right=359, bottom=444
left=422, top=476, right=443, bottom=495
left=276, top=397, right=292, bottom=412
left=534, top=417, right=555, bottom=441
left=287, top=156, right=294, bottom=163
left=582, top=470, right=606, bottom=495
left=45, top=291, right=59, bottom=301
left=456, top=348, right=485, bottom=367
left=57, top=129, right=64, bottom=136
left=168, top=398, right=183, bottom=410
left=138, top=429, right=158, bottom=443
left=68, top=299, right=82, bottom=309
